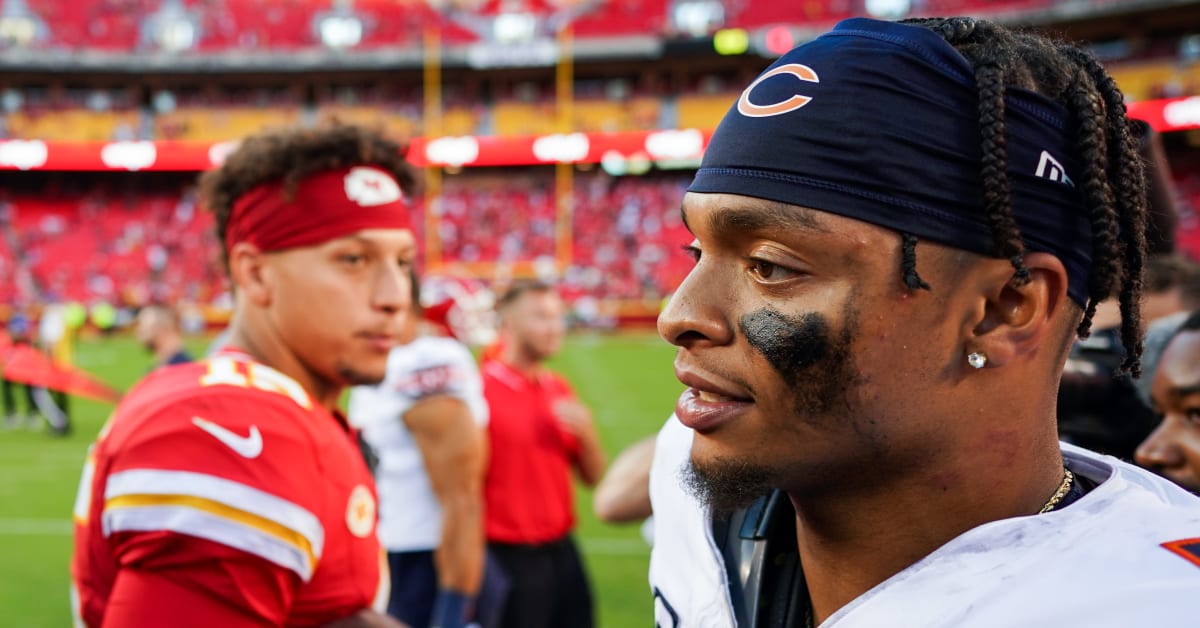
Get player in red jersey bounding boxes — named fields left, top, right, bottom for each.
left=71, top=123, right=417, bottom=627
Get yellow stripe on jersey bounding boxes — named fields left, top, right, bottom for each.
left=105, top=494, right=318, bottom=573
left=102, top=469, right=326, bottom=581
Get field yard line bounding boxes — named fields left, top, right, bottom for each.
left=0, top=518, right=73, bottom=535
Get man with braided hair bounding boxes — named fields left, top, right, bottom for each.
left=649, top=16, right=1200, bottom=627
left=72, top=122, right=416, bottom=627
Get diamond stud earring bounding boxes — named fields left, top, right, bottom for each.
left=967, top=352, right=987, bottom=369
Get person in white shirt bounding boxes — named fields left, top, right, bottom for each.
left=650, top=15, right=1200, bottom=628
left=349, top=272, right=489, bottom=628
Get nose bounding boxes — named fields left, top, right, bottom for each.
left=1135, top=417, right=1185, bottom=472
left=657, top=264, right=734, bottom=349
left=372, top=262, right=412, bottom=315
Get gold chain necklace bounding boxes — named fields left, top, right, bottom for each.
left=1038, top=468, right=1075, bottom=514
left=800, top=468, right=1075, bottom=628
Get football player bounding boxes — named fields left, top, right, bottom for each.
left=348, top=270, right=491, bottom=628
left=72, top=122, right=415, bottom=627
left=652, top=16, right=1200, bottom=627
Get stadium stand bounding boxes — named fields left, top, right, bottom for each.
left=1, top=0, right=1197, bottom=329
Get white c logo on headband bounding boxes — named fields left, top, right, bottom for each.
left=737, top=63, right=820, bottom=118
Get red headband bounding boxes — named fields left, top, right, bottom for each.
left=224, top=165, right=412, bottom=253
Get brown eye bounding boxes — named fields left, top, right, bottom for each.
left=748, top=259, right=796, bottom=282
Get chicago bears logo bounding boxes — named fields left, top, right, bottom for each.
left=737, top=63, right=820, bottom=118
left=344, top=166, right=403, bottom=207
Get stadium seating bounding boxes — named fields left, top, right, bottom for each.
left=23, top=0, right=1069, bottom=53
left=0, top=172, right=694, bottom=309
left=1, top=189, right=226, bottom=307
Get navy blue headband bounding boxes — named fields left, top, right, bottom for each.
left=690, top=18, right=1092, bottom=306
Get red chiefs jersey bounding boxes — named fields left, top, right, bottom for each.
left=71, top=353, right=387, bottom=627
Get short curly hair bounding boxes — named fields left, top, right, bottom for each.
left=198, top=121, right=418, bottom=268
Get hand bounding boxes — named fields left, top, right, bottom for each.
left=553, top=399, right=594, bottom=436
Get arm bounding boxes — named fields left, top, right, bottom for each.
left=404, top=395, right=487, bottom=596
left=592, top=435, right=656, bottom=523
left=553, top=399, right=607, bottom=487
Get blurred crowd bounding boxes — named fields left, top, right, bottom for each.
left=0, top=170, right=695, bottom=323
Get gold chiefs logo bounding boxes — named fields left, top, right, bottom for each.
left=343, top=166, right=403, bottom=207
left=346, top=484, right=376, bottom=538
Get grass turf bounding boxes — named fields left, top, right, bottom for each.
left=0, top=330, right=681, bottom=627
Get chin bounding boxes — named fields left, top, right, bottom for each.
left=337, top=364, right=387, bottom=387
left=683, top=454, right=774, bottom=516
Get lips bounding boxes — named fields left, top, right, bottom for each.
left=674, top=364, right=753, bottom=433
left=360, top=332, right=396, bottom=352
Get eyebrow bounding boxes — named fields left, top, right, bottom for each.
left=681, top=199, right=828, bottom=236
left=1171, top=384, right=1200, bottom=398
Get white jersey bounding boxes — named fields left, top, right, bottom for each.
left=348, top=335, right=488, bottom=552
left=649, top=415, right=737, bottom=628
left=649, top=419, right=1200, bottom=627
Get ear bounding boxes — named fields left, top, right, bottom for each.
left=227, top=242, right=273, bottom=307
left=968, top=252, right=1070, bottom=368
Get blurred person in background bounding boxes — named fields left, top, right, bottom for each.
left=349, top=269, right=493, bottom=628
left=2, top=309, right=38, bottom=429
left=481, top=279, right=606, bottom=628
left=134, top=305, right=194, bottom=370
left=36, top=303, right=72, bottom=435
left=71, top=122, right=416, bottom=628
left=1137, top=310, right=1200, bottom=494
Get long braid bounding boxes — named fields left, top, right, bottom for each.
left=975, top=62, right=1031, bottom=285
left=905, top=17, right=1149, bottom=376
left=1059, top=46, right=1149, bottom=375
left=1062, top=65, right=1122, bottom=341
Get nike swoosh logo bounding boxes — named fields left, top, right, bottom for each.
left=191, top=416, right=263, bottom=459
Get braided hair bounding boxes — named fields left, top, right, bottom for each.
left=899, top=17, right=1148, bottom=376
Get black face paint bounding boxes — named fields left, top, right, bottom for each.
left=739, top=306, right=856, bottom=417
left=685, top=305, right=864, bottom=511
left=740, top=309, right=831, bottom=373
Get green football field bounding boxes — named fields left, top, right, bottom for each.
left=0, top=330, right=682, bottom=627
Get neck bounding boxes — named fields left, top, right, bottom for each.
left=226, top=312, right=342, bottom=411
left=500, top=341, right=541, bottom=376
left=154, top=335, right=183, bottom=364
left=790, top=410, right=1065, bottom=624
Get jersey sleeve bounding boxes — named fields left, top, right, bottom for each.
left=408, top=340, right=490, bottom=425
left=97, top=390, right=326, bottom=625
